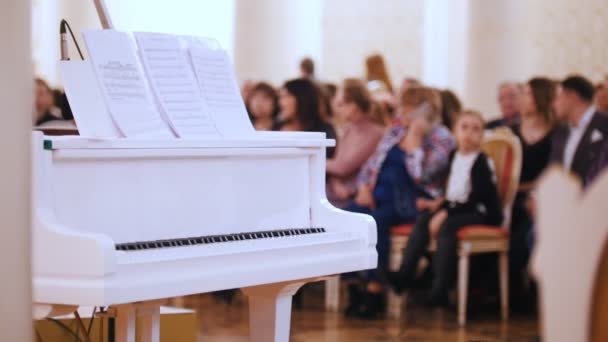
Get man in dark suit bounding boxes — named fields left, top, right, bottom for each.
left=551, top=75, right=608, bottom=184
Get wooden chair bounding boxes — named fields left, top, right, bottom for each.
left=531, top=168, right=608, bottom=342
left=388, top=128, right=522, bottom=326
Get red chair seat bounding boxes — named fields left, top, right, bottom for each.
left=390, top=224, right=414, bottom=236
left=457, top=225, right=509, bottom=240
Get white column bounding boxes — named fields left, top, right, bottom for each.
left=0, top=1, right=32, bottom=342
left=422, top=0, right=469, bottom=100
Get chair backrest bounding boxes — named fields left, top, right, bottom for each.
left=531, top=168, right=608, bottom=342
left=481, top=128, right=522, bottom=229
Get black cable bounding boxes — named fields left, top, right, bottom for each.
left=61, top=19, right=85, bottom=60
left=74, top=310, right=93, bottom=342
left=87, top=307, right=97, bottom=336
left=46, top=318, right=84, bottom=342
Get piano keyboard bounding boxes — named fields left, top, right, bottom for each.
left=115, top=228, right=326, bottom=251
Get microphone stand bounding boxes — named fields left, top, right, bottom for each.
left=93, top=0, right=114, bottom=29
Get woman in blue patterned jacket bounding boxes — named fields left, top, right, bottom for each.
left=345, top=86, right=455, bottom=319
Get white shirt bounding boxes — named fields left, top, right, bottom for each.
left=445, top=151, right=479, bottom=203
left=564, top=105, right=596, bottom=170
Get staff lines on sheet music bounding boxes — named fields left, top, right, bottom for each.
left=158, top=89, right=198, bottom=96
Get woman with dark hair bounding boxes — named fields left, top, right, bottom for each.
left=278, top=78, right=337, bottom=157
left=246, top=82, right=280, bottom=131
left=509, top=77, right=556, bottom=299
left=439, top=89, right=462, bottom=129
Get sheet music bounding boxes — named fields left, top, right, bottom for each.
left=187, top=41, right=254, bottom=137
left=81, top=29, right=174, bottom=138
left=59, top=61, right=120, bottom=138
left=133, top=32, right=220, bottom=138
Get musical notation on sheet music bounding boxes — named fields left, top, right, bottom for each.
left=134, top=32, right=220, bottom=138
left=188, top=43, right=254, bottom=137
left=82, top=29, right=173, bottom=138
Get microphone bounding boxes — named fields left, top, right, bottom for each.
left=60, top=19, right=69, bottom=61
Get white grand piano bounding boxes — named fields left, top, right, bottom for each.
left=32, top=130, right=377, bottom=341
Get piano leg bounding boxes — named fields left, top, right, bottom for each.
left=114, top=302, right=161, bottom=342
left=139, top=305, right=161, bottom=342
left=241, top=281, right=308, bottom=342
left=115, top=305, right=136, bottom=342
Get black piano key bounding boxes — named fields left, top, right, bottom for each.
left=115, top=227, right=327, bottom=251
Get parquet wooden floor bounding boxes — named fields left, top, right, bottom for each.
left=176, top=283, right=539, bottom=342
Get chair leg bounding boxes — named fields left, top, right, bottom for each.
left=499, top=251, right=509, bottom=321
left=387, top=289, right=406, bottom=319
left=458, top=253, right=469, bottom=327
left=325, top=276, right=340, bottom=311
left=387, top=236, right=407, bottom=319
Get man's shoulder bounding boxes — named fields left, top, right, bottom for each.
left=592, top=111, right=608, bottom=131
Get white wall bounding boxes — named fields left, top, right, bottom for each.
left=0, top=1, right=32, bottom=341
left=32, top=0, right=235, bottom=87
left=321, top=0, right=424, bottom=86
left=423, top=0, right=469, bottom=102
left=233, top=0, right=322, bottom=86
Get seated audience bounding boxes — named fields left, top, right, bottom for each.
left=278, top=78, right=337, bottom=158
left=595, top=78, right=608, bottom=113
left=300, top=57, right=315, bottom=80
left=487, top=82, right=521, bottom=129
left=388, top=110, right=503, bottom=307
left=551, top=75, right=608, bottom=184
left=365, top=54, right=394, bottom=93
left=398, top=77, right=422, bottom=98
left=246, top=82, right=279, bottom=131
left=326, top=79, right=384, bottom=207
left=344, top=86, right=455, bottom=318
left=319, top=84, right=335, bottom=123
left=34, top=78, right=65, bottom=125
left=439, top=89, right=462, bottom=129
left=368, top=80, right=396, bottom=126
left=509, top=77, right=556, bottom=300
left=323, top=82, right=337, bottom=100
left=240, top=79, right=255, bottom=102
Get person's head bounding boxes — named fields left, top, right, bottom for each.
left=322, top=83, right=337, bottom=100
left=333, top=78, right=373, bottom=124
left=439, top=89, right=462, bottom=129
left=300, top=57, right=315, bottom=79
left=595, top=81, right=608, bottom=113
left=520, top=77, right=555, bottom=124
left=397, top=86, right=442, bottom=132
left=553, top=75, right=595, bottom=123
left=365, top=54, right=393, bottom=93
left=240, top=79, right=255, bottom=100
left=452, top=110, right=485, bottom=153
left=247, top=82, right=279, bottom=122
left=279, top=78, right=324, bottom=129
left=399, top=77, right=421, bottom=98
left=35, top=78, right=54, bottom=116
left=497, top=82, right=520, bottom=120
